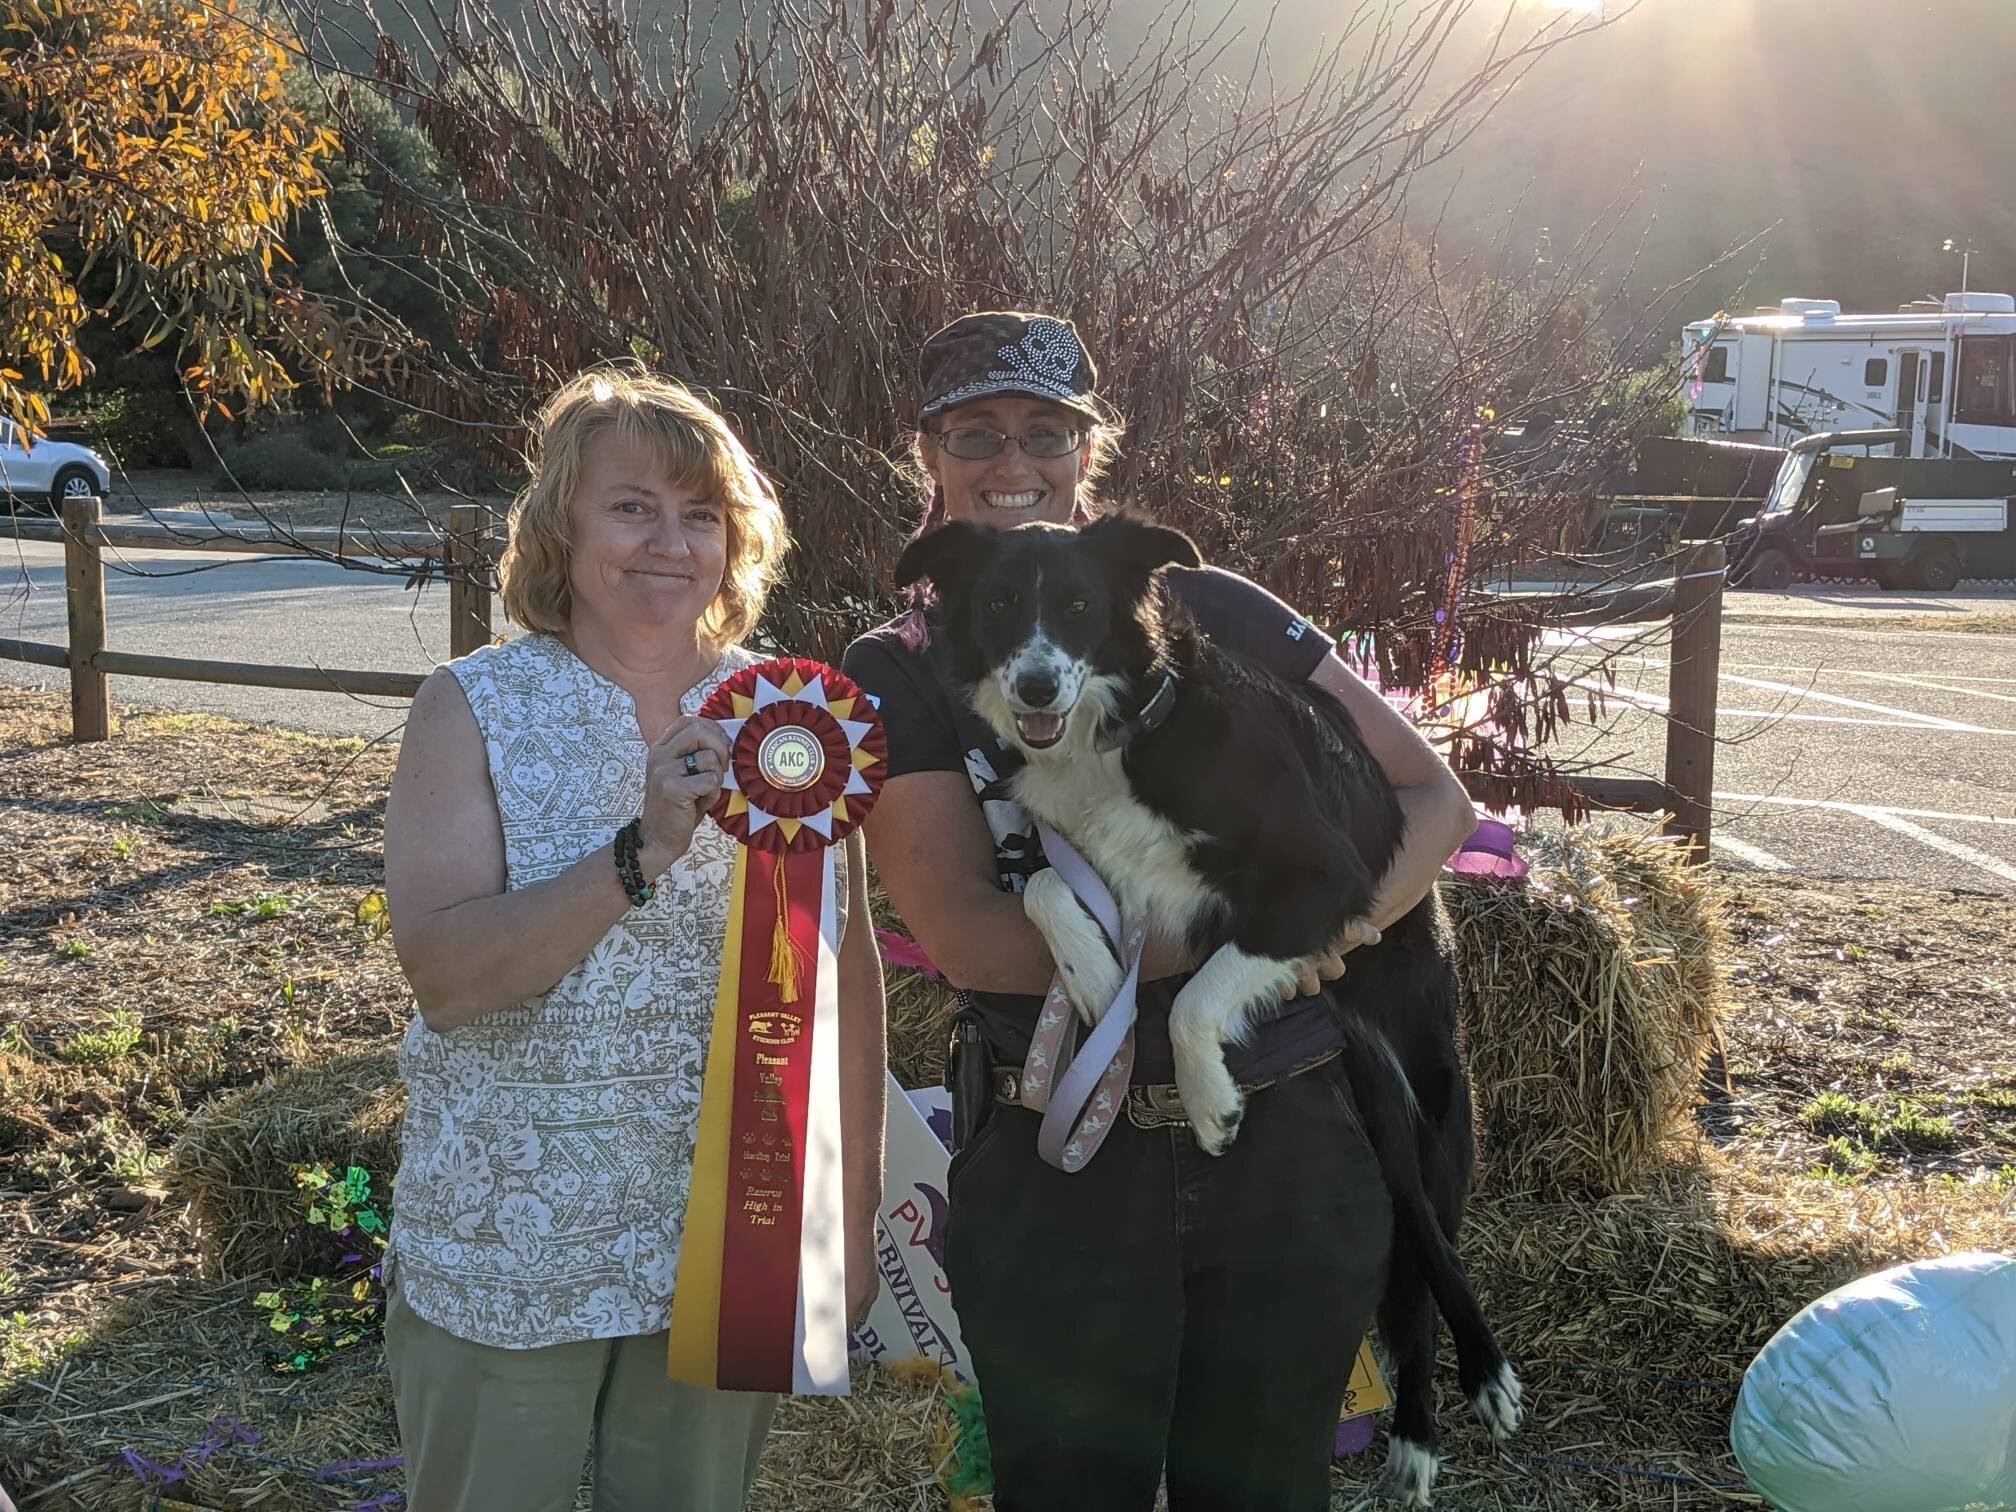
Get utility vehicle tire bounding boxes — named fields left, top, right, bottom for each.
left=1746, top=547, right=1794, bottom=592
left=1913, top=547, right=1962, bottom=594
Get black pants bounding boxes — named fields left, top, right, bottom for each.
left=944, top=1061, right=1393, bottom=1512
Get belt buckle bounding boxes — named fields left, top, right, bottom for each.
left=1127, top=1083, right=1189, bottom=1130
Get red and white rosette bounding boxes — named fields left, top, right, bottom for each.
left=708, top=657, right=888, bottom=855
left=667, top=658, right=885, bottom=1396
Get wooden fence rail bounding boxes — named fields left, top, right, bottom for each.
left=3, top=497, right=495, bottom=739
left=1458, top=539, right=1728, bottom=857
left=0, top=502, right=1727, bottom=858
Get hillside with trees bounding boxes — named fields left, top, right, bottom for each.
left=1412, top=0, right=2015, bottom=321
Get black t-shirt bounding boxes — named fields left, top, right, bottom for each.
left=843, top=565, right=1346, bottom=1085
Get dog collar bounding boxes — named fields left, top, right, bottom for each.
left=1095, top=671, right=1179, bottom=753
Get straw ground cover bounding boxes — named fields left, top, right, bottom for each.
left=4, top=684, right=2016, bottom=1509
left=0, top=690, right=409, bottom=1378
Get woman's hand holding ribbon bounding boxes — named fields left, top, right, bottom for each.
left=639, top=716, right=732, bottom=875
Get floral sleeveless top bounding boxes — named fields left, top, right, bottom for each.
left=390, top=633, right=765, bottom=1348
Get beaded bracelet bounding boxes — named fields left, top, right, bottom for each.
left=613, top=818, right=654, bottom=907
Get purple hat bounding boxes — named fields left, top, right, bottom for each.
left=1446, top=816, right=1529, bottom=881
left=917, top=312, right=1102, bottom=425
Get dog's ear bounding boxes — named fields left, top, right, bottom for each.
left=894, top=521, right=998, bottom=596
left=1081, top=511, right=1203, bottom=584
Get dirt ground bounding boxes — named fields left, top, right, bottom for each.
left=1712, top=873, right=2016, bottom=1184
left=0, top=693, right=407, bottom=1389
left=3, top=687, right=2016, bottom=1505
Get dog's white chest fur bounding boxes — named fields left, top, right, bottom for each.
left=1010, top=750, right=1210, bottom=942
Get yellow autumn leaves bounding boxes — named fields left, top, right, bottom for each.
left=0, top=0, right=338, bottom=435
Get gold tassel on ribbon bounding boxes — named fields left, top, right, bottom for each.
left=767, top=855, right=802, bottom=1003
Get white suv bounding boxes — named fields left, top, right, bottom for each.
left=1, top=419, right=113, bottom=515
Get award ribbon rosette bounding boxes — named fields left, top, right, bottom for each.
left=667, top=657, right=886, bottom=1395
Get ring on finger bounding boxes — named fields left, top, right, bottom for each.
left=682, top=752, right=703, bottom=777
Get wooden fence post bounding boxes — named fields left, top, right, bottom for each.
left=1662, top=539, right=1727, bottom=860
left=447, top=503, right=495, bottom=659
left=63, top=494, right=109, bottom=742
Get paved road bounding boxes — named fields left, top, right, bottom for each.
left=0, top=533, right=452, bottom=740
left=3, top=537, right=2014, bottom=890
left=1533, top=615, right=2016, bottom=892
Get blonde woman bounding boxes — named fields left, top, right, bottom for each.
left=382, top=369, right=887, bottom=1512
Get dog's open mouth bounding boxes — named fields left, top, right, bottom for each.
left=1014, top=711, right=1066, bottom=749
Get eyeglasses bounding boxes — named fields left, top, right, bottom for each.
left=929, top=423, right=1085, bottom=461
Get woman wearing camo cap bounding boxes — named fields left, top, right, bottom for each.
left=842, top=312, right=1477, bottom=1512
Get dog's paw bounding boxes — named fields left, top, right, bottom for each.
left=1023, top=869, right=1122, bottom=1025
left=1470, top=1362, right=1523, bottom=1440
left=1173, top=1052, right=1245, bottom=1155
left=1382, top=1436, right=1439, bottom=1508
left=1192, top=1101, right=1244, bottom=1156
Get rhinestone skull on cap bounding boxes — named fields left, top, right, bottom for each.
left=929, top=318, right=1087, bottom=414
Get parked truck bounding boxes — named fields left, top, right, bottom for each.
left=1580, top=435, right=1786, bottom=565
left=1729, top=427, right=2016, bottom=589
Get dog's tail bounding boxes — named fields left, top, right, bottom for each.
left=1334, top=1017, right=1513, bottom=1404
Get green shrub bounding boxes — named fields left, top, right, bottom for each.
left=346, top=459, right=413, bottom=492
left=301, top=410, right=356, bottom=456
left=213, top=433, right=349, bottom=491
left=215, top=425, right=510, bottom=494
left=84, top=388, right=192, bottom=470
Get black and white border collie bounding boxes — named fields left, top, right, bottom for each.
left=896, top=513, right=1521, bottom=1504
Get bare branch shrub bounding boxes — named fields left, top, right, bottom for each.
left=279, top=0, right=1712, bottom=810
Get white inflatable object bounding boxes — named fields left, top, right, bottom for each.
left=1731, top=1251, right=2016, bottom=1512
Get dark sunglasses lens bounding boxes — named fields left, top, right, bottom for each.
left=1023, top=428, right=1082, bottom=458
left=940, top=428, right=1006, bottom=460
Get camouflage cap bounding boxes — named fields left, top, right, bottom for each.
left=916, top=312, right=1102, bottom=425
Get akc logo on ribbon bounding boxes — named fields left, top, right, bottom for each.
left=667, top=658, right=885, bottom=1396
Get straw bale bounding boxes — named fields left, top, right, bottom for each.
left=869, top=872, right=958, bottom=1093
left=887, top=967, right=956, bottom=1091
left=167, top=1050, right=405, bottom=1280
left=1446, top=827, right=1726, bottom=1198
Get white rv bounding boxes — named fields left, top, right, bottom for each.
left=1679, top=293, right=2016, bottom=460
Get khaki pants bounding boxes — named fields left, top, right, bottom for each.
left=385, top=1284, right=777, bottom=1512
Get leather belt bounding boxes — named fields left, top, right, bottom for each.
left=991, top=1047, right=1341, bottom=1131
